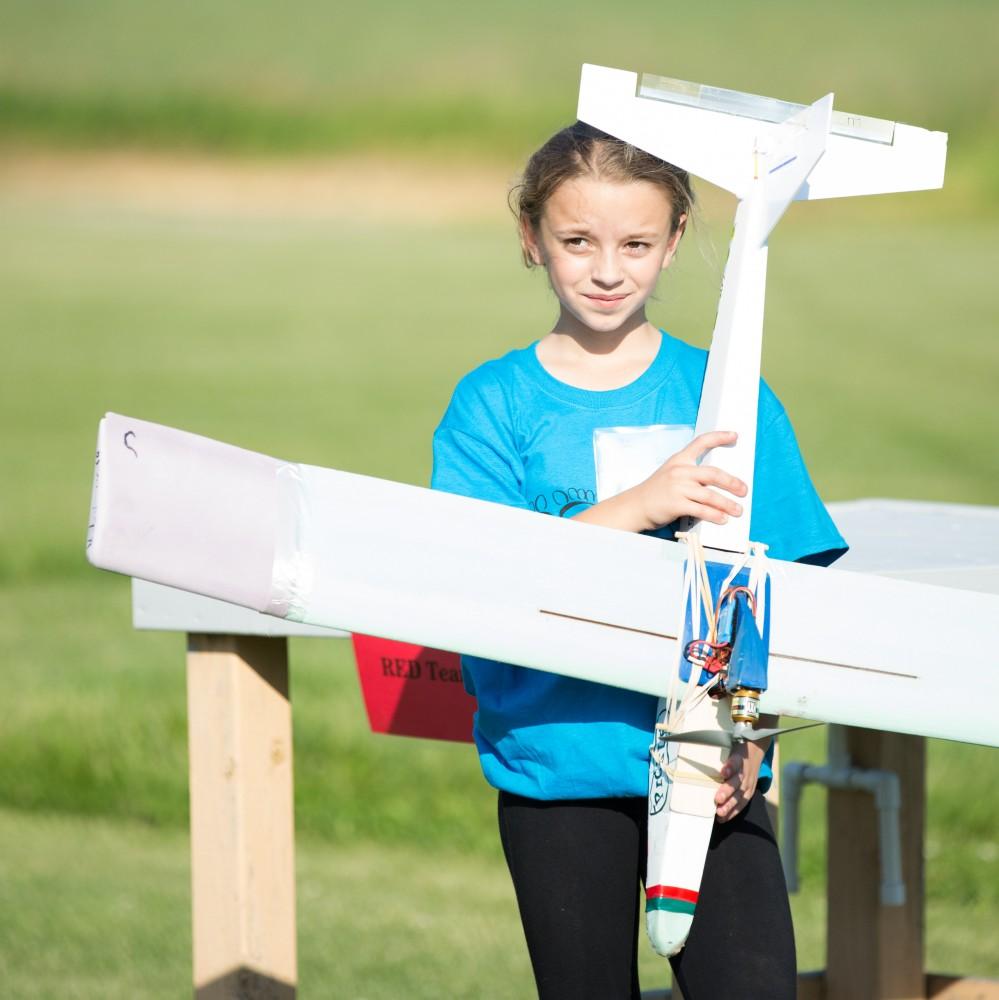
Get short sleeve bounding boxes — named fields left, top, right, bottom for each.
left=751, top=383, right=848, bottom=566
left=431, top=369, right=530, bottom=510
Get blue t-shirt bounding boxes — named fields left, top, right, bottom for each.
left=431, top=332, right=846, bottom=800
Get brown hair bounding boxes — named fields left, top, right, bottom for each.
left=511, top=121, right=695, bottom=268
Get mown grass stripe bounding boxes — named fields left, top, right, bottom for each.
left=0, top=87, right=555, bottom=157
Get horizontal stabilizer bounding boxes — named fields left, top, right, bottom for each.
left=577, top=65, right=947, bottom=201
left=578, top=63, right=752, bottom=196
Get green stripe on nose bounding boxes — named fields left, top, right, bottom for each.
left=646, top=897, right=697, bottom=915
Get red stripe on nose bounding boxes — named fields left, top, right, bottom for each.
left=646, top=884, right=699, bottom=904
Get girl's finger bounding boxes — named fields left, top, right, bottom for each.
left=688, top=486, right=743, bottom=518
left=672, top=430, right=737, bottom=465
left=695, top=466, right=748, bottom=498
left=718, top=795, right=741, bottom=821
left=681, top=501, right=730, bottom=526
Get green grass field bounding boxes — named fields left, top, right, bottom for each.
left=2, top=1, right=999, bottom=992
left=0, top=801, right=991, bottom=1000
left=1, top=174, right=997, bottom=995
left=2, top=0, right=998, bottom=207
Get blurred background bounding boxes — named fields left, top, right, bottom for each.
left=1, top=2, right=997, bottom=996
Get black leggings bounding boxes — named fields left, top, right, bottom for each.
left=497, top=790, right=796, bottom=1000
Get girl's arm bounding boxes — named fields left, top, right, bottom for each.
left=573, top=430, right=748, bottom=533
left=714, top=732, right=775, bottom=823
left=574, top=429, right=772, bottom=822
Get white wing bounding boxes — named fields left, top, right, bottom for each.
left=88, top=414, right=999, bottom=748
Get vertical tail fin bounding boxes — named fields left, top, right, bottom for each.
left=760, top=93, right=833, bottom=242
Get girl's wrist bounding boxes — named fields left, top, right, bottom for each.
left=575, top=486, right=655, bottom=534
left=628, top=481, right=660, bottom=533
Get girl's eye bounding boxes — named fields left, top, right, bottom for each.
left=625, top=241, right=651, bottom=252
left=564, top=237, right=589, bottom=249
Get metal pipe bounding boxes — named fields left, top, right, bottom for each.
left=781, top=760, right=807, bottom=894
left=781, top=727, right=905, bottom=907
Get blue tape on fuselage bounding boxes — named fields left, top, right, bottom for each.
left=679, top=560, right=771, bottom=692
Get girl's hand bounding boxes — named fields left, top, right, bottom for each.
left=714, top=736, right=770, bottom=823
left=634, top=430, right=747, bottom=531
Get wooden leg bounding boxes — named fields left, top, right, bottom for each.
left=187, top=634, right=297, bottom=999
left=826, top=729, right=925, bottom=1000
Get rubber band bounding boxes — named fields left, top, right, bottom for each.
left=663, top=765, right=723, bottom=787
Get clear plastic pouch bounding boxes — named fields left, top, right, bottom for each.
left=592, top=424, right=695, bottom=502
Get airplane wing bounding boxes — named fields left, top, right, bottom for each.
left=88, top=413, right=999, bottom=748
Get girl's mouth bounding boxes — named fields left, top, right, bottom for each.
left=584, top=293, right=628, bottom=306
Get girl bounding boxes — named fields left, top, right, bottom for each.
left=432, top=122, right=845, bottom=1000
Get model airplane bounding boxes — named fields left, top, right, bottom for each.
left=577, top=63, right=950, bottom=956
left=86, top=66, right=970, bottom=959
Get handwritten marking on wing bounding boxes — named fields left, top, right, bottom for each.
left=539, top=608, right=676, bottom=641
left=769, top=155, right=798, bottom=175
left=537, top=609, right=919, bottom=680
left=773, top=650, right=917, bottom=680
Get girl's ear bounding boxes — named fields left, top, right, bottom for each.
left=662, top=212, right=688, bottom=271
left=520, top=216, right=544, bottom=267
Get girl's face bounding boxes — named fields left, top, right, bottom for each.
left=523, top=175, right=685, bottom=339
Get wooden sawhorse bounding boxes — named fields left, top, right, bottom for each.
left=135, top=581, right=998, bottom=1000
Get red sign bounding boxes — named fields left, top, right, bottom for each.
left=352, top=634, right=476, bottom=743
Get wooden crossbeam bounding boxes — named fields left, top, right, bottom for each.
left=925, top=974, right=999, bottom=999
left=645, top=973, right=999, bottom=1000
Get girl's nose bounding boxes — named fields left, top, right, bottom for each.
left=591, top=248, right=624, bottom=287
